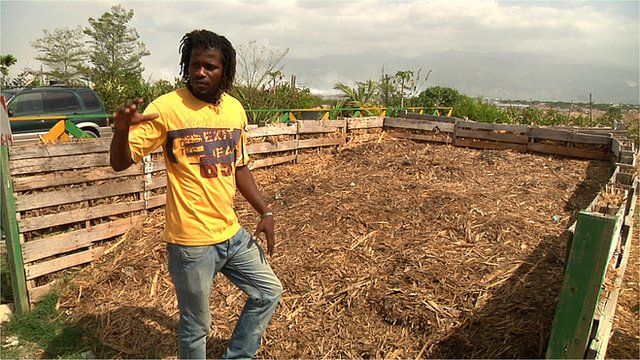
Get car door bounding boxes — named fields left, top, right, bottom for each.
left=43, top=89, right=83, bottom=130
left=7, top=90, right=45, bottom=133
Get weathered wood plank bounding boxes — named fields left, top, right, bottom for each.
left=527, top=143, right=610, bottom=160
left=387, top=131, right=451, bottom=144
left=22, top=216, right=144, bottom=262
left=25, top=246, right=105, bottom=280
left=455, top=128, right=529, bottom=144
left=384, top=118, right=455, bottom=132
left=15, top=179, right=146, bottom=212
left=10, top=152, right=110, bottom=175
left=530, top=128, right=611, bottom=145
left=28, top=281, right=58, bottom=303
left=146, top=194, right=166, bottom=209
left=251, top=154, right=297, bottom=170
left=247, top=140, right=298, bottom=155
left=297, top=120, right=346, bottom=134
left=400, top=113, right=459, bottom=123
left=8, top=138, right=111, bottom=160
left=19, top=200, right=146, bottom=233
left=12, top=164, right=143, bottom=192
left=454, top=138, right=527, bottom=152
left=247, top=124, right=297, bottom=138
left=347, top=117, right=384, bottom=130
left=298, top=137, right=341, bottom=149
left=148, top=176, right=167, bottom=190
left=456, top=121, right=529, bottom=133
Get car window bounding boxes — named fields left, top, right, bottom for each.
left=45, top=91, right=81, bottom=113
left=79, top=91, right=101, bottom=110
left=9, top=92, right=44, bottom=116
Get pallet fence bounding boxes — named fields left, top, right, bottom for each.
left=1, top=115, right=637, bottom=358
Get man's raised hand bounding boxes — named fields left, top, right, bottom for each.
left=113, top=98, right=158, bottom=131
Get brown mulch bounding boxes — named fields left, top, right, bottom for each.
left=59, top=137, right=617, bottom=359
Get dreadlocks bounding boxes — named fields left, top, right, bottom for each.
left=179, top=29, right=236, bottom=103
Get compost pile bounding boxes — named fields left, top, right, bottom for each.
left=59, top=137, right=611, bottom=359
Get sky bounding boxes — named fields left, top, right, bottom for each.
left=1, top=0, right=639, bottom=100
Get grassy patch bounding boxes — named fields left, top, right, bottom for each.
left=3, top=292, right=95, bottom=359
left=1, top=253, right=13, bottom=303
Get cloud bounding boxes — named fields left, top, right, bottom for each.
left=1, top=0, right=637, bottom=86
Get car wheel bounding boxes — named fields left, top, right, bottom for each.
left=81, top=128, right=99, bottom=138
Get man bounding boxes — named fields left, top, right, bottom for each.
left=110, top=29, right=283, bottom=359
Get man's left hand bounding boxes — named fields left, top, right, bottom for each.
left=254, top=215, right=275, bottom=256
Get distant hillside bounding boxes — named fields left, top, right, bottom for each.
left=283, top=50, right=639, bottom=104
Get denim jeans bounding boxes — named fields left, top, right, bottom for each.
left=167, top=227, right=283, bottom=359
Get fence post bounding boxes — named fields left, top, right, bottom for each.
left=546, top=209, right=622, bottom=358
left=1, top=146, right=29, bottom=314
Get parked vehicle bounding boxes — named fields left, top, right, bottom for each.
left=1, top=86, right=109, bottom=137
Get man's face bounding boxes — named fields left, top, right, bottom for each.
left=188, top=47, right=224, bottom=102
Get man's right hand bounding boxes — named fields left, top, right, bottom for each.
left=113, top=98, right=159, bottom=131
left=110, top=98, right=159, bottom=172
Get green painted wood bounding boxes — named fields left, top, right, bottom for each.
left=546, top=210, right=621, bottom=359
left=64, top=120, right=91, bottom=139
left=0, top=146, right=29, bottom=313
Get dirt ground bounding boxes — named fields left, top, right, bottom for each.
left=55, top=137, right=637, bottom=358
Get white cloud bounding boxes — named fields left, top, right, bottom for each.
left=1, top=0, right=637, bottom=88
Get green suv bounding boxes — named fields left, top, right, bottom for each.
left=1, top=86, right=109, bottom=137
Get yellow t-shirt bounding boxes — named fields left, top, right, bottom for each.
left=128, top=87, right=250, bottom=245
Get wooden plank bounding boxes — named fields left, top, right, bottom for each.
left=15, top=178, right=145, bottom=212
left=25, top=246, right=105, bottom=280
left=148, top=176, right=167, bottom=190
left=298, top=137, right=341, bottom=149
left=347, top=117, right=384, bottom=130
left=247, top=139, right=298, bottom=155
left=455, top=128, right=529, bottom=144
left=454, top=138, right=527, bottom=152
left=146, top=194, right=166, bottom=209
left=547, top=208, right=624, bottom=359
left=611, top=138, right=621, bottom=160
left=456, top=121, right=529, bottom=133
left=297, top=120, right=346, bottom=134
left=530, top=128, right=611, bottom=145
left=8, top=138, right=111, bottom=160
left=1, top=146, right=29, bottom=313
left=587, top=221, right=632, bottom=358
left=387, top=131, right=451, bottom=144
left=247, top=124, right=297, bottom=138
left=28, top=281, right=58, bottom=303
left=527, top=143, right=610, bottom=160
left=22, top=216, right=144, bottom=262
left=12, top=164, right=143, bottom=192
left=383, top=117, right=455, bottom=132
left=19, top=200, right=146, bottom=233
left=251, top=154, right=297, bottom=170
left=400, top=113, right=459, bottom=123
left=10, top=152, right=110, bottom=175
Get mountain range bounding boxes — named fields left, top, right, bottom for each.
left=283, top=50, right=639, bottom=104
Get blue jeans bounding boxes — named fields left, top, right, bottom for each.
left=167, top=227, right=283, bottom=359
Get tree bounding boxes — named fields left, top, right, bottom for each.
left=418, top=86, right=463, bottom=108
left=1, top=54, right=17, bottom=88
left=31, top=27, right=89, bottom=86
left=333, top=80, right=378, bottom=107
left=236, top=40, right=289, bottom=102
left=84, top=5, right=150, bottom=112
left=394, top=69, right=431, bottom=108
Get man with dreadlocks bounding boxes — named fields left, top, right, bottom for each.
left=110, top=29, right=283, bottom=359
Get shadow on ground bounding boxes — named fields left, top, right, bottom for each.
left=428, top=159, right=607, bottom=358
left=45, top=306, right=227, bottom=359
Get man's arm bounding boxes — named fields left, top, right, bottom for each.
left=110, top=99, right=158, bottom=171
left=235, top=165, right=275, bottom=255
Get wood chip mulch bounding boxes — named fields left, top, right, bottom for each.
left=59, top=137, right=621, bottom=359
